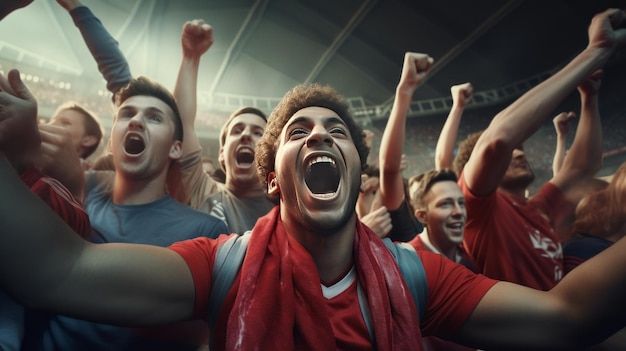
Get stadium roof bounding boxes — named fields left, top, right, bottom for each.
left=1, top=0, right=625, bottom=116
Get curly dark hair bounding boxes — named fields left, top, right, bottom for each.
left=256, top=83, right=370, bottom=203
left=453, top=130, right=483, bottom=176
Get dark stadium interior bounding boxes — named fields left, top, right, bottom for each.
left=1, top=0, right=624, bottom=192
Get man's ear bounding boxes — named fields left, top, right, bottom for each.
left=414, top=209, right=427, bottom=225
left=267, top=171, right=279, bottom=195
left=169, top=140, right=183, bottom=160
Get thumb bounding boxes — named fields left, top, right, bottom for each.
left=7, top=70, right=35, bottom=103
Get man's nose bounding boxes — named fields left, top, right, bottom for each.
left=306, top=126, right=333, bottom=147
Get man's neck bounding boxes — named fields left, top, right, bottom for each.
left=112, top=173, right=168, bottom=205
left=281, top=212, right=356, bottom=284
left=497, top=185, right=527, bottom=199
left=424, top=228, right=459, bottom=262
left=225, top=178, right=266, bottom=198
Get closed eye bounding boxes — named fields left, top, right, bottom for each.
left=329, top=127, right=347, bottom=136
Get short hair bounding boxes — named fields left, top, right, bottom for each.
left=114, top=76, right=183, bottom=142
left=409, top=169, right=458, bottom=211
left=219, top=106, right=267, bottom=148
left=453, top=130, right=483, bottom=175
left=55, top=102, right=103, bottom=158
left=256, top=84, right=369, bottom=203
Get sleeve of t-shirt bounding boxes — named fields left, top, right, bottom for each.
left=458, top=170, right=498, bottom=249
left=458, top=169, right=498, bottom=220
left=168, top=234, right=236, bottom=320
left=388, top=200, right=422, bottom=242
left=70, top=6, right=132, bottom=94
left=20, top=167, right=91, bottom=238
left=416, top=249, right=498, bottom=338
left=176, top=148, right=220, bottom=209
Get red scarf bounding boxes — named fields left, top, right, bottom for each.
left=225, top=206, right=423, bottom=350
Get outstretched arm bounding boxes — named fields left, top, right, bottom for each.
left=173, top=19, right=213, bottom=157
left=551, top=111, right=576, bottom=176
left=435, top=82, right=473, bottom=171
left=0, top=70, right=195, bottom=327
left=56, top=0, right=132, bottom=94
left=379, top=52, right=433, bottom=210
left=456, top=233, right=626, bottom=350
left=463, top=8, right=626, bottom=197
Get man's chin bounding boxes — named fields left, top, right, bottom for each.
left=502, top=173, right=535, bottom=190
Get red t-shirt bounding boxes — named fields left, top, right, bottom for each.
left=20, top=167, right=90, bottom=237
left=460, top=172, right=570, bottom=290
left=169, top=235, right=496, bottom=350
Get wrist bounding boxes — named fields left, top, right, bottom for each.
left=396, top=85, right=416, bottom=97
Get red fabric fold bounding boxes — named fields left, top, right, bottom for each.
left=225, top=207, right=422, bottom=350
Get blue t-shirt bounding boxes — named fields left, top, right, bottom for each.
left=36, top=171, right=228, bottom=351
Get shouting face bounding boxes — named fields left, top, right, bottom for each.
left=219, top=113, right=266, bottom=190
left=268, top=107, right=361, bottom=233
left=110, top=95, right=182, bottom=180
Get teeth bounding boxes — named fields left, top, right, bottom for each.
left=308, top=156, right=335, bottom=168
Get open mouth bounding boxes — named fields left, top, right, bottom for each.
left=447, top=222, right=464, bottom=230
left=124, top=135, right=145, bottom=155
left=236, top=148, right=254, bottom=166
left=305, top=156, right=340, bottom=195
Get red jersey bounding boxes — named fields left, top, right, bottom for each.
left=169, top=235, right=496, bottom=350
left=460, top=173, right=570, bottom=290
left=20, top=167, right=90, bottom=237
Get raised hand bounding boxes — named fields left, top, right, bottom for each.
left=360, top=205, right=392, bottom=239
left=451, top=82, right=473, bottom=108
left=587, top=8, right=626, bottom=52
left=552, top=111, right=576, bottom=136
left=0, top=69, right=40, bottom=170
left=35, top=124, right=85, bottom=200
left=181, top=19, right=214, bottom=58
left=397, top=52, right=434, bottom=94
left=578, top=69, right=603, bottom=97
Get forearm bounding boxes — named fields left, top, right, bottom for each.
left=550, top=236, right=626, bottom=343
left=0, top=157, right=195, bottom=325
left=486, top=47, right=609, bottom=152
left=435, top=103, right=464, bottom=170
left=562, top=94, right=602, bottom=177
left=174, top=54, right=202, bottom=156
left=552, top=133, right=567, bottom=176
left=379, top=87, right=413, bottom=209
left=465, top=47, right=611, bottom=195
left=0, top=156, right=89, bottom=306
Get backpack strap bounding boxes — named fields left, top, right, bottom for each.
left=381, top=238, right=428, bottom=321
left=207, top=231, right=252, bottom=343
